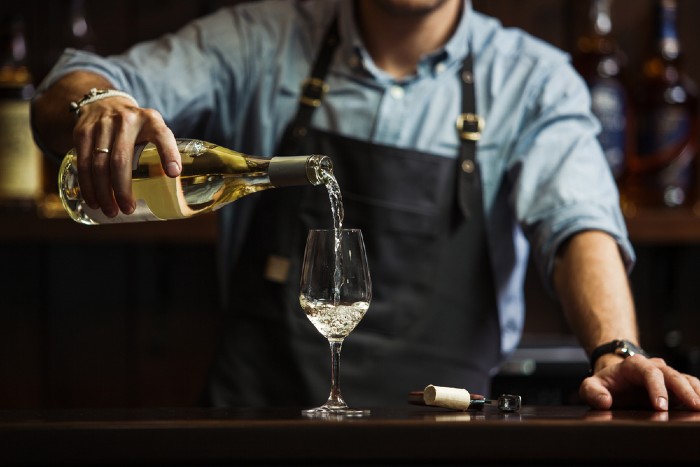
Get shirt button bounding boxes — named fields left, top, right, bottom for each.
left=435, top=62, right=446, bottom=74
left=462, top=70, right=474, bottom=84
left=461, top=160, right=475, bottom=173
left=390, top=86, right=405, bottom=99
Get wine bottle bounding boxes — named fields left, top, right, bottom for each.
left=624, top=0, right=698, bottom=209
left=0, top=13, right=42, bottom=209
left=59, top=138, right=333, bottom=224
left=573, top=0, right=630, bottom=180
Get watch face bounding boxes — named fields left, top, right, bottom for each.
left=615, top=340, right=647, bottom=358
left=590, top=339, right=650, bottom=371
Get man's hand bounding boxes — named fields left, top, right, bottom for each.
left=72, top=98, right=181, bottom=217
left=32, top=70, right=181, bottom=218
left=579, top=354, right=700, bottom=411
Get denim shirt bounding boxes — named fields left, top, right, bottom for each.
left=35, top=0, right=634, bottom=355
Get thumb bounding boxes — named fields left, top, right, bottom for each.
left=157, top=138, right=182, bottom=178
left=579, top=376, right=613, bottom=410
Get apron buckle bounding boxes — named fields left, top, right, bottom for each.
left=456, top=113, right=484, bottom=141
left=300, top=78, right=329, bottom=108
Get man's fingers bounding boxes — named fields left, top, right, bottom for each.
left=582, top=355, right=700, bottom=412
left=110, top=109, right=142, bottom=214
left=91, top=117, right=119, bottom=217
left=686, top=375, right=700, bottom=410
left=579, top=376, right=613, bottom=410
left=621, top=355, right=669, bottom=410
left=139, top=108, right=180, bottom=177
left=73, top=123, right=98, bottom=209
left=658, top=366, right=700, bottom=410
left=109, top=145, right=135, bottom=215
left=687, top=374, right=700, bottom=397
left=72, top=102, right=179, bottom=217
left=647, top=356, right=700, bottom=410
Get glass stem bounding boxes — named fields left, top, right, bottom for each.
left=327, top=339, right=346, bottom=407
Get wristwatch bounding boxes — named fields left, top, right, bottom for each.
left=589, top=339, right=649, bottom=372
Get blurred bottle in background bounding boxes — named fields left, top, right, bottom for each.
left=38, top=0, right=97, bottom=217
left=0, top=13, right=42, bottom=211
left=573, top=0, right=631, bottom=181
left=67, top=0, right=95, bottom=52
left=623, top=0, right=698, bottom=211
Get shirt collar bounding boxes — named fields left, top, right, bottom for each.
left=337, top=0, right=473, bottom=84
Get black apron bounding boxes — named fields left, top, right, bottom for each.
left=205, top=19, right=500, bottom=408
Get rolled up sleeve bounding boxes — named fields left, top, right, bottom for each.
left=510, top=62, right=634, bottom=290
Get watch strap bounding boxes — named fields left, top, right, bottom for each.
left=589, top=339, right=649, bottom=372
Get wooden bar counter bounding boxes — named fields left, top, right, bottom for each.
left=1, top=405, right=699, bottom=466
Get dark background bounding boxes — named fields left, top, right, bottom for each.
left=1, top=0, right=700, bottom=409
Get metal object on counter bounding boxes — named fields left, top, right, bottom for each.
left=497, top=394, right=521, bottom=412
left=462, top=394, right=521, bottom=412
left=408, top=388, right=521, bottom=413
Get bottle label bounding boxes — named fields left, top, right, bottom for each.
left=638, top=107, right=691, bottom=155
left=590, top=79, right=627, bottom=178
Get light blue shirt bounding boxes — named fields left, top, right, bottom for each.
left=36, top=0, right=634, bottom=355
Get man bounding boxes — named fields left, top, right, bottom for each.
left=32, top=0, right=700, bottom=410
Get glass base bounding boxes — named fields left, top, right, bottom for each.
left=302, top=405, right=370, bottom=418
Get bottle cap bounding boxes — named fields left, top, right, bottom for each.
left=268, top=155, right=333, bottom=187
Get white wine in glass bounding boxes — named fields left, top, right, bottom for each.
left=299, top=228, right=371, bottom=416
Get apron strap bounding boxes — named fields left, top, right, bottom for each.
left=280, top=17, right=340, bottom=155
left=455, top=54, right=484, bottom=219
left=283, top=16, right=484, bottom=222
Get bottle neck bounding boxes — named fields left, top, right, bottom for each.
left=577, top=0, right=616, bottom=56
left=656, top=0, right=680, bottom=61
left=268, top=155, right=332, bottom=187
left=0, top=15, right=34, bottom=98
left=1, top=15, right=27, bottom=67
left=69, top=0, right=95, bottom=52
left=590, top=0, right=613, bottom=36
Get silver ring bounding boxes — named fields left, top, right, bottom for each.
left=94, top=147, right=110, bottom=154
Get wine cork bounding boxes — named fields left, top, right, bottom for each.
left=423, top=384, right=471, bottom=410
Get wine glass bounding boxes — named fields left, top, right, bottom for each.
left=299, top=228, right=372, bottom=416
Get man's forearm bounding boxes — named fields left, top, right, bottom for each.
left=31, top=71, right=114, bottom=156
left=552, top=230, right=639, bottom=369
